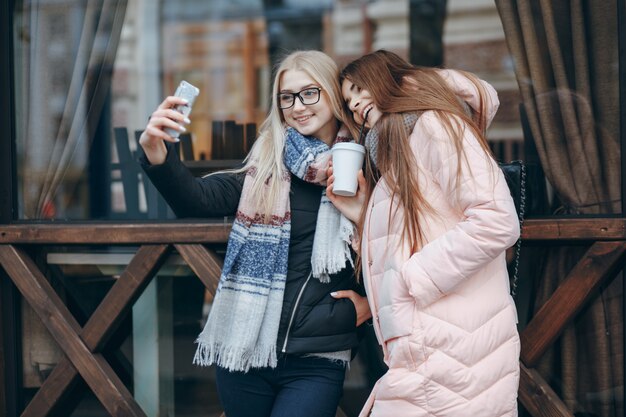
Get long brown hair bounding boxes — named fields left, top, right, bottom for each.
left=340, top=50, right=494, bottom=256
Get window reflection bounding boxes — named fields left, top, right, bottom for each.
left=13, top=1, right=536, bottom=221
left=14, top=1, right=123, bottom=220
left=14, top=0, right=341, bottom=220
left=9, top=1, right=624, bottom=417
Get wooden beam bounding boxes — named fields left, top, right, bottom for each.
left=519, top=363, right=574, bottom=417
left=174, top=244, right=222, bottom=297
left=0, top=245, right=146, bottom=417
left=22, top=245, right=169, bottom=416
left=0, top=223, right=231, bottom=244
left=522, top=218, right=626, bottom=240
left=0, top=218, right=623, bottom=245
left=520, top=241, right=626, bottom=366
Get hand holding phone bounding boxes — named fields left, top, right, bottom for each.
left=164, top=80, right=200, bottom=139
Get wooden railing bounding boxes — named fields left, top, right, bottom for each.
left=0, top=222, right=230, bottom=416
left=0, top=218, right=624, bottom=416
left=518, top=218, right=626, bottom=417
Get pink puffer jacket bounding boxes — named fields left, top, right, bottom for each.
left=359, top=71, right=520, bottom=417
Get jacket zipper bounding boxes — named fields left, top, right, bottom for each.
left=281, top=271, right=312, bottom=353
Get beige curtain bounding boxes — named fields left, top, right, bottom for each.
left=495, top=1, right=623, bottom=416
left=17, top=0, right=127, bottom=218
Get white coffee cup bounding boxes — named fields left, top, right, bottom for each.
left=331, top=142, right=366, bottom=197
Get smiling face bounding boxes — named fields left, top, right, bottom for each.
left=341, top=78, right=382, bottom=129
left=279, top=69, right=336, bottom=145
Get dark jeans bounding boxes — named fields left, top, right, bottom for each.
left=215, top=355, right=346, bottom=417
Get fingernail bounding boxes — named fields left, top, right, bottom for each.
left=179, top=125, right=187, bottom=132
left=184, top=117, right=191, bottom=124
left=181, top=98, right=189, bottom=104
left=173, top=137, right=180, bottom=142
left=330, top=292, right=337, bottom=297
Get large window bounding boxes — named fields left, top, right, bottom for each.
left=13, top=0, right=337, bottom=220
left=6, top=1, right=623, bottom=417
left=12, top=0, right=528, bottom=222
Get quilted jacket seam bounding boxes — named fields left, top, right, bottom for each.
left=425, top=332, right=518, bottom=370
left=419, top=302, right=510, bottom=334
left=424, top=366, right=518, bottom=403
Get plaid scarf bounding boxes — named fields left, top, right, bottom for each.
left=193, top=125, right=355, bottom=372
left=365, top=112, right=420, bottom=168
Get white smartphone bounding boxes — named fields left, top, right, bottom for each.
left=164, top=80, right=200, bottom=139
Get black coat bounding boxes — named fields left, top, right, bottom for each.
left=140, top=146, right=362, bottom=355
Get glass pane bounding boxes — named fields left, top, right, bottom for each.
left=13, top=1, right=126, bottom=220
left=10, top=1, right=623, bottom=416
left=12, top=0, right=336, bottom=221
left=11, top=0, right=621, bottom=219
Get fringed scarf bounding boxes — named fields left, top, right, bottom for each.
left=193, top=125, right=355, bottom=372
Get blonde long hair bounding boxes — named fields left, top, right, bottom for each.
left=340, top=50, right=494, bottom=254
left=234, top=50, right=347, bottom=219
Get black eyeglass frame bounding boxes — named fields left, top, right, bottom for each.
left=277, top=87, right=323, bottom=109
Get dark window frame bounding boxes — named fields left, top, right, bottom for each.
left=0, top=1, right=22, bottom=415
left=618, top=1, right=625, bottom=414
left=1, top=0, right=15, bottom=224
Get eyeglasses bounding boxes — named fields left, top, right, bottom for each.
left=277, top=87, right=322, bottom=109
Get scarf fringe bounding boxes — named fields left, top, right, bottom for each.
left=311, top=208, right=355, bottom=282
left=311, top=237, right=354, bottom=282
left=193, top=340, right=278, bottom=372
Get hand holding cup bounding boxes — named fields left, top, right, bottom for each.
left=326, top=162, right=367, bottom=223
left=331, top=142, right=365, bottom=196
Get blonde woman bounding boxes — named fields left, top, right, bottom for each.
left=139, top=51, right=371, bottom=417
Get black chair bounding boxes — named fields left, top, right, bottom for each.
left=211, top=120, right=256, bottom=159
left=111, top=127, right=194, bottom=219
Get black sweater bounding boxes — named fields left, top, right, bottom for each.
left=140, top=146, right=362, bottom=355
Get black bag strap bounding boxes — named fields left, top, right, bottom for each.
left=508, top=160, right=526, bottom=298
